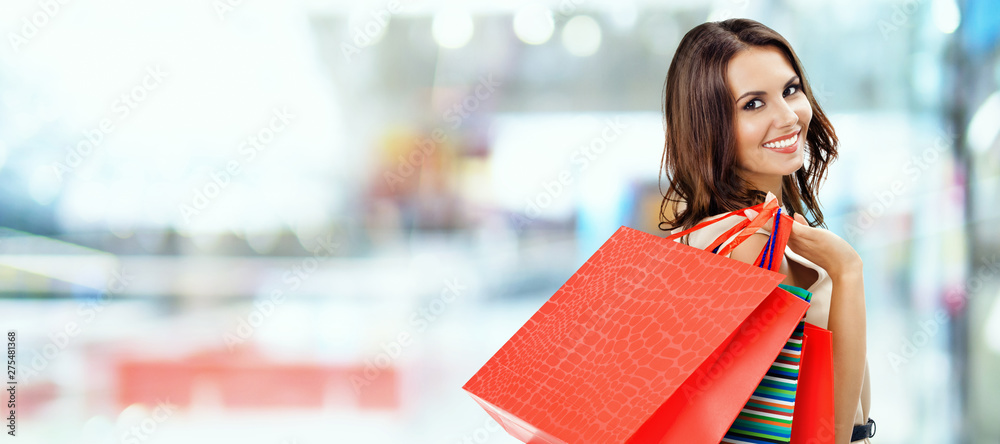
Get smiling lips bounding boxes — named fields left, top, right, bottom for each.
left=762, top=129, right=800, bottom=152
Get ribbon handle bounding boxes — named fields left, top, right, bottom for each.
left=713, top=198, right=780, bottom=257
left=668, top=198, right=792, bottom=273
left=757, top=209, right=779, bottom=269
left=743, top=207, right=793, bottom=272
left=663, top=202, right=768, bottom=245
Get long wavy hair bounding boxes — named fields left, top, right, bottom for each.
left=657, top=18, right=838, bottom=232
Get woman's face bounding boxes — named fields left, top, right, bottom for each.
left=727, top=45, right=812, bottom=190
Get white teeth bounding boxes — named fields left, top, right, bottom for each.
left=763, top=133, right=798, bottom=149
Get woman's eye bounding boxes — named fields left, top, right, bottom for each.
left=743, top=98, right=763, bottom=111
left=784, top=84, right=801, bottom=97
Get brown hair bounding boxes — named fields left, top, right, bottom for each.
left=657, top=18, right=838, bottom=232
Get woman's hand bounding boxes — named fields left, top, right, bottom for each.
left=787, top=212, right=862, bottom=278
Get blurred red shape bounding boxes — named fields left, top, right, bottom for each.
left=115, top=348, right=398, bottom=411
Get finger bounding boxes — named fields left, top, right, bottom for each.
left=790, top=213, right=808, bottom=238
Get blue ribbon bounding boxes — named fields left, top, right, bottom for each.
left=757, top=208, right=781, bottom=270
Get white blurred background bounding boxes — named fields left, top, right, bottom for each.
left=0, top=0, right=998, bottom=443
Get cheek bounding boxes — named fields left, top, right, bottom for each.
left=734, top=118, right=763, bottom=167
left=736, top=117, right=766, bottom=150
left=794, top=101, right=813, bottom=128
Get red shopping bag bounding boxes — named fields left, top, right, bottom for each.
left=790, top=322, right=836, bottom=444
left=463, top=200, right=806, bottom=444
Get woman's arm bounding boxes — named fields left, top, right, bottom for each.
left=828, top=266, right=867, bottom=444
left=783, top=213, right=868, bottom=444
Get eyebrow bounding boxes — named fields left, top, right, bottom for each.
left=735, top=75, right=800, bottom=103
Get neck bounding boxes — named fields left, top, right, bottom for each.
left=749, top=176, right=783, bottom=207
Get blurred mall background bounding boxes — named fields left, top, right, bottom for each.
left=0, top=0, right=997, bottom=442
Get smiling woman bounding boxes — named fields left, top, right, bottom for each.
left=729, top=46, right=813, bottom=193
left=658, top=19, right=874, bottom=444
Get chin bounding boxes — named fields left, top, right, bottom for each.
left=784, top=159, right=805, bottom=174
left=762, top=163, right=804, bottom=179
left=780, top=148, right=806, bottom=173
left=778, top=165, right=804, bottom=177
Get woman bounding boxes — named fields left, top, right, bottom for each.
left=658, top=19, right=874, bottom=443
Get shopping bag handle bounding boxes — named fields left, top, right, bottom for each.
left=714, top=203, right=792, bottom=273
left=663, top=201, right=769, bottom=244
left=665, top=199, right=779, bottom=254
left=665, top=199, right=789, bottom=271
left=754, top=208, right=783, bottom=270
left=713, top=198, right=780, bottom=257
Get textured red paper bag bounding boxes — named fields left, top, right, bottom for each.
left=463, top=205, right=807, bottom=443
left=790, top=322, right=836, bottom=444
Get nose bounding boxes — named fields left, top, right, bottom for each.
left=775, top=99, right=798, bottom=128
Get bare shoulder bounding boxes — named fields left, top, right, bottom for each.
left=729, top=233, right=770, bottom=266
